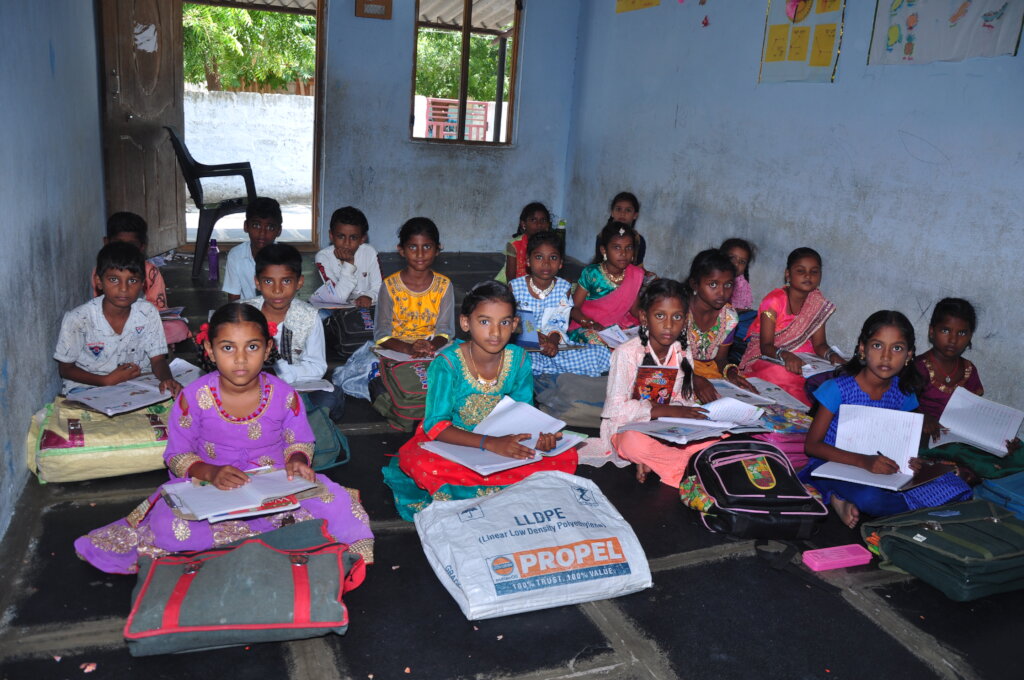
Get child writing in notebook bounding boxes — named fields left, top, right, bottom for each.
left=720, top=238, right=756, bottom=365
left=580, top=279, right=717, bottom=485
left=801, top=310, right=971, bottom=529
left=498, top=202, right=552, bottom=283
left=315, top=206, right=382, bottom=308
left=73, top=303, right=374, bottom=574
left=93, top=212, right=190, bottom=344
left=915, top=298, right=1022, bottom=474
left=384, top=281, right=578, bottom=520
left=569, top=222, right=646, bottom=343
left=374, top=217, right=455, bottom=358
left=509, top=231, right=610, bottom=377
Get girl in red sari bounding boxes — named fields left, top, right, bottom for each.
left=739, top=247, right=844, bottom=405
left=568, top=222, right=647, bottom=343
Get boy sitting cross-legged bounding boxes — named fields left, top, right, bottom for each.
left=56, top=242, right=181, bottom=396
left=242, top=243, right=344, bottom=420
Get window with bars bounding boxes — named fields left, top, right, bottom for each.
left=412, top=0, right=520, bottom=144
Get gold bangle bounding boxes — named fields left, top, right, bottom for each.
left=723, top=363, right=739, bottom=377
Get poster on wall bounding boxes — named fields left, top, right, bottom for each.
left=616, top=0, right=661, bottom=13
left=759, top=0, right=847, bottom=83
left=868, top=0, right=1024, bottom=65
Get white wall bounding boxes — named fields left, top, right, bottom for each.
left=0, top=2, right=106, bottom=538
left=184, top=89, right=314, bottom=203
left=319, top=0, right=581, bottom=250
left=563, top=2, right=1024, bottom=409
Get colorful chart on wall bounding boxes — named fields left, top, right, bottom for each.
left=868, top=0, right=1024, bottom=65
left=616, top=0, right=661, bottom=13
left=759, top=0, right=847, bottom=83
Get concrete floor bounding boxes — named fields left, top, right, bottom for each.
left=0, top=253, right=1018, bottom=679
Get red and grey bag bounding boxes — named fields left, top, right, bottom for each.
left=371, top=355, right=431, bottom=432
left=124, top=520, right=364, bottom=656
left=690, top=440, right=828, bottom=539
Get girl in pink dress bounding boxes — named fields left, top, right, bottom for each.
left=581, top=279, right=719, bottom=485
left=739, top=248, right=844, bottom=406
left=74, top=303, right=374, bottom=574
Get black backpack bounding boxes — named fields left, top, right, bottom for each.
left=692, top=440, right=828, bottom=539
left=323, top=306, right=376, bottom=362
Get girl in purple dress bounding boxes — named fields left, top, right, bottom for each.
left=74, top=303, right=374, bottom=574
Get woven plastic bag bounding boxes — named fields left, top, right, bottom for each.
left=414, top=471, right=651, bottom=620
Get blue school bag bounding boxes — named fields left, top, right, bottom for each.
left=975, top=471, right=1024, bottom=520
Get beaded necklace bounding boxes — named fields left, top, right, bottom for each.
left=210, top=375, right=272, bottom=440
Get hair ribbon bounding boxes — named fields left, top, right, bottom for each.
left=195, top=323, right=210, bottom=346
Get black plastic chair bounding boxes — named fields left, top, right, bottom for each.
left=165, top=126, right=257, bottom=278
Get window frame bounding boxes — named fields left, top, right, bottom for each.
left=410, top=0, right=522, bottom=146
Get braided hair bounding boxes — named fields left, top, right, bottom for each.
left=195, top=303, right=282, bottom=374
left=637, top=278, right=693, bottom=399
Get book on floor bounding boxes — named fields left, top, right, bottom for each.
left=811, top=405, right=924, bottom=491
left=66, top=359, right=203, bottom=416
left=617, top=398, right=767, bottom=444
left=934, top=387, right=1024, bottom=457
left=419, top=396, right=581, bottom=476
left=161, top=468, right=319, bottom=522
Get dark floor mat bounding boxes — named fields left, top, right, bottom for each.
left=875, top=579, right=1024, bottom=680
left=616, top=555, right=940, bottom=680
left=335, top=532, right=614, bottom=680
left=0, top=639, right=290, bottom=680
left=320, top=431, right=411, bottom=523
left=12, top=500, right=143, bottom=626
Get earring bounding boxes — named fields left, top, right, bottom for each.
left=602, top=253, right=608, bottom=262
left=859, top=353, right=865, bottom=361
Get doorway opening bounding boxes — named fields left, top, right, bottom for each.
left=182, top=0, right=322, bottom=246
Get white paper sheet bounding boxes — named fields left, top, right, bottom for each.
left=702, top=397, right=764, bottom=425
left=938, top=387, right=1024, bottom=457
left=810, top=461, right=913, bottom=492
left=834, top=405, right=923, bottom=475
left=163, top=469, right=316, bottom=521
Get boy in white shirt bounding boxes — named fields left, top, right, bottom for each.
left=314, top=206, right=382, bottom=308
left=242, top=243, right=343, bottom=420
left=223, top=197, right=283, bottom=302
left=55, top=242, right=181, bottom=396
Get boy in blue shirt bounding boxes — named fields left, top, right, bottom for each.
left=223, top=197, right=283, bottom=301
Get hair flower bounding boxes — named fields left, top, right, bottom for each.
left=195, top=323, right=210, bottom=346
left=267, top=321, right=279, bottom=337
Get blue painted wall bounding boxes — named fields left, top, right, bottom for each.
left=319, top=0, right=581, bottom=251
left=563, top=2, right=1024, bottom=408
left=0, top=2, right=106, bottom=538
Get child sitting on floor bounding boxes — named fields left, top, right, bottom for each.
left=720, top=238, right=756, bottom=365
left=497, top=202, right=552, bottom=283
left=223, top=197, right=283, bottom=302
left=73, top=303, right=374, bottom=575
left=383, top=281, right=578, bottom=520
left=605, top=191, right=648, bottom=266
left=739, top=247, right=844, bottom=406
left=93, top=212, right=190, bottom=345
left=580, top=279, right=718, bottom=485
left=241, top=243, right=343, bottom=420
left=56, top=242, right=180, bottom=397
left=375, top=217, right=454, bottom=358
left=315, top=206, right=382, bottom=309
left=801, top=310, right=972, bottom=528
left=569, top=222, right=647, bottom=344
left=509, top=231, right=610, bottom=377
left=915, top=298, right=1022, bottom=475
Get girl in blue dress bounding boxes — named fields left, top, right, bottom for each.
left=801, top=310, right=971, bottom=528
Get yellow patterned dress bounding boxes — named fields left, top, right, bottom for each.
left=73, top=372, right=374, bottom=574
left=374, top=271, right=454, bottom=345
left=384, top=341, right=578, bottom=520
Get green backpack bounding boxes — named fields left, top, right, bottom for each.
left=371, top=356, right=431, bottom=432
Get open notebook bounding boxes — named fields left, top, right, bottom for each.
left=933, top=387, right=1024, bottom=457
left=420, top=397, right=581, bottom=476
left=66, top=359, right=203, bottom=416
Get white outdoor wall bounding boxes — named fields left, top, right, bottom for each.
left=319, top=0, right=581, bottom=250
left=563, top=2, right=1024, bottom=409
left=184, top=89, right=314, bottom=203
left=0, top=2, right=106, bottom=539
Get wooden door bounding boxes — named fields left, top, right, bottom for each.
left=100, top=0, right=185, bottom=256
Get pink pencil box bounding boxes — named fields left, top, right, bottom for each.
left=802, top=544, right=873, bottom=571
